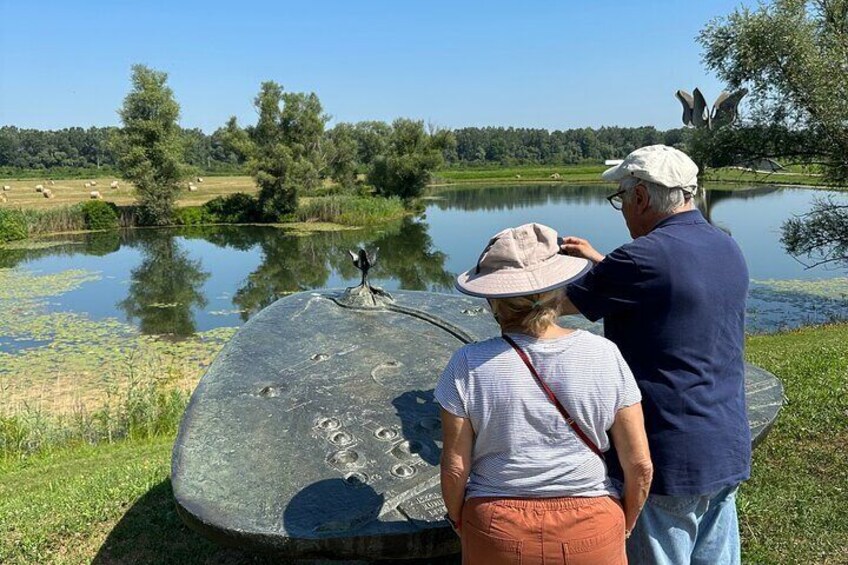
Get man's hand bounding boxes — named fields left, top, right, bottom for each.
left=561, top=236, right=604, bottom=264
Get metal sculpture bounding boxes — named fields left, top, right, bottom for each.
left=348, top=248, right=378, bottom=287
left=676, top=87, right=748, bottom=129
left=343, top=247, right=392, bottom=307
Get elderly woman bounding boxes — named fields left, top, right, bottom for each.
left=435, top=223, right=652, bottom=565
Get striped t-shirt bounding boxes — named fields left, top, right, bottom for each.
left=435, top=330, right=641, bottom=499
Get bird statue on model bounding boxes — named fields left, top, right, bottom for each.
left=675, top=87, right=748, bottom=129
left=342, top=247, right=392, bottom=307
left=349, top=248, right=378, bottom=287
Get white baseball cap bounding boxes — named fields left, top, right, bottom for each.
left=602, top=145, right=699, bottom=192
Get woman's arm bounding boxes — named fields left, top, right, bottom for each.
left=609, top=402, right=652, bottom=535
left=440, top=408, right=474, bottom=530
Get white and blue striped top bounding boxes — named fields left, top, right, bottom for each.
left=435, top=329, right=641, bottom=499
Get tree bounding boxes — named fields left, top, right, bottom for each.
left=223, top=82, right=328, bottom=219
left=111, top=65, right=187, bottom=225
left=326, top=123, right=358, bottom=190
left=701, top=1, right=848, bottom=267
left=367, top=119, right=455, bottom=199
left=700, top=0, right=848, bottom=181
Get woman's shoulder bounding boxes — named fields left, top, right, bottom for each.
left=459, top=336, right=511, bottom=359
left=568, top=330, right=622, bottom=356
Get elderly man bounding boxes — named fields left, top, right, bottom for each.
left=560, top=145, right=750, bottom=565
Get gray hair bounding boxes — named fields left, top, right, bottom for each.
left=620, top=177, right=696, bottom=214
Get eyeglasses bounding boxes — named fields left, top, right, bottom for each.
left=606, top=189, right=627, bottom=210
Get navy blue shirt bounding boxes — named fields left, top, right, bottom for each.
left=567, top=209, right=751, bottom=496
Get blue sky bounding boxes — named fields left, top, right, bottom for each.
left=0, top=0, right=751, bottom=132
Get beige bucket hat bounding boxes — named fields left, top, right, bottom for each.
left=455, top=223, right=591, bottom=298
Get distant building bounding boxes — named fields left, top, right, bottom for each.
left=604, top=159, right=624, bottom=166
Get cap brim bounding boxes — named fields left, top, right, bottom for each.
left=455, top=255, right=592, bottom=298
left=602, top=163, right=627, bottom=182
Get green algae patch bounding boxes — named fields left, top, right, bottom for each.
left=0, top=267, right=235, bottom=416
left=753, top=277, right=848, bottom=300
left=0, top=239, right=83, bottom=251
left=748, top=278, right=848, bottom=332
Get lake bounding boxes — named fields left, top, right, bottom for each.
left=1, top=184, right=846, bottom=352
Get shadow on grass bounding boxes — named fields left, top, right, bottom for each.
left=93, top=479, right=272, bottom=564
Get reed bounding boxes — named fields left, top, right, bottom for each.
left=0, top=359, right=190, bottom=460
left=293, top=195, right=406, bottom=225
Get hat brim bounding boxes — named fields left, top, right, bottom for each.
left=602, top=163, right=628, bottom=182
left=455, top=254, right=592, bottom=298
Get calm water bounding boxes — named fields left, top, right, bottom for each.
left=1, top=184, right=845, bottom=343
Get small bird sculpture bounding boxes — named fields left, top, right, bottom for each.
left=348, top=247, right=379, bottom=288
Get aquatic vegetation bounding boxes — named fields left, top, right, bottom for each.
left=748, top=278, right=848, bottom=332
left=0, top=267, right=235, bottom=429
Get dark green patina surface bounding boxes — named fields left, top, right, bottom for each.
left=171, top=289, right=783, bottom=560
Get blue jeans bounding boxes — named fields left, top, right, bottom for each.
left=627, top=484, right=741, bottom=565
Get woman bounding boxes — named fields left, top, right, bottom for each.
left=435, top=223, right=652, bottom=565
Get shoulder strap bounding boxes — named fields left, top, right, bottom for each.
left=502, top=334, right=604, bottom=459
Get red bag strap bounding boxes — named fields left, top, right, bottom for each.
left=502, top=334, right=604, bottom=459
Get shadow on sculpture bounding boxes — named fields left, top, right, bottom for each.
left=391, top=389, right=442, bottom=467
left=283, top=478, right=386, bottom=539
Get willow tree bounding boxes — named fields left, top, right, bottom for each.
left=112, top=65, right=187, bottom=225
left=700, top=0, right=848, bottom=180
left=367, top=119, right=455, bottom=199
left=223, top=82, right=328, bottom=220
left=701, top=0, right=848, bottom=266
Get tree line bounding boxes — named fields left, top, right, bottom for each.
left=0, top=123, right=690, bottom=174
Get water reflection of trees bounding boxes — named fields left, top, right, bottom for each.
left=119, top=232, right=210, bottom=337
left=430, top=184, right=609, bottom=212
left=231, top=218, right=454, bottom=319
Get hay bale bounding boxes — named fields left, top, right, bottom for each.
left=42, top=189, right=54, bottom=199
left=197, top=177, right=204, bottom=183
left=49, top=180, right=55, bottom=185
left=35, top=184, right=44, bottom=192
left=84, top=182, right=91, bottom=188
left=515, top=174, right=522, bottom=179
left=110, top=181, right=119, bottom=189
left=188, top=184, right=198, bottom=192
left=90, top=180, right=97, bottom=186
left=2, top=185, right=10, bottom=191
left=90, top=191, right=102, bottom=200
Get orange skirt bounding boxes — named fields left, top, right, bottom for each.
left=461, top=495, right=626, bottom=565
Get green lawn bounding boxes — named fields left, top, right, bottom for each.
left=1, top=323, right=846, bottom=564
left=433, top=164, right=607, bottom=184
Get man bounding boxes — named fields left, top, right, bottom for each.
left=560, top=145, right=750, bottom=565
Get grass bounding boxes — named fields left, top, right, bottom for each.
left=292, top=195, right=407, bottom=226
left=740, top=324, right=848, bottom=564
left=704, top=167, right=846, bottom=189
left=434, top=164, right=607, bottom=184
left=0, top=321, right=844, bottom=563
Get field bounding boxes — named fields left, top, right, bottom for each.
left=0, top=176, right=259, bottom=210
left=433, top=165, right=608, bottom=184
left=1, top=165, right=840, bottom=216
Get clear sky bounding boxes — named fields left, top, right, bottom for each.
left=0, top=0, right=751, bottom=133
